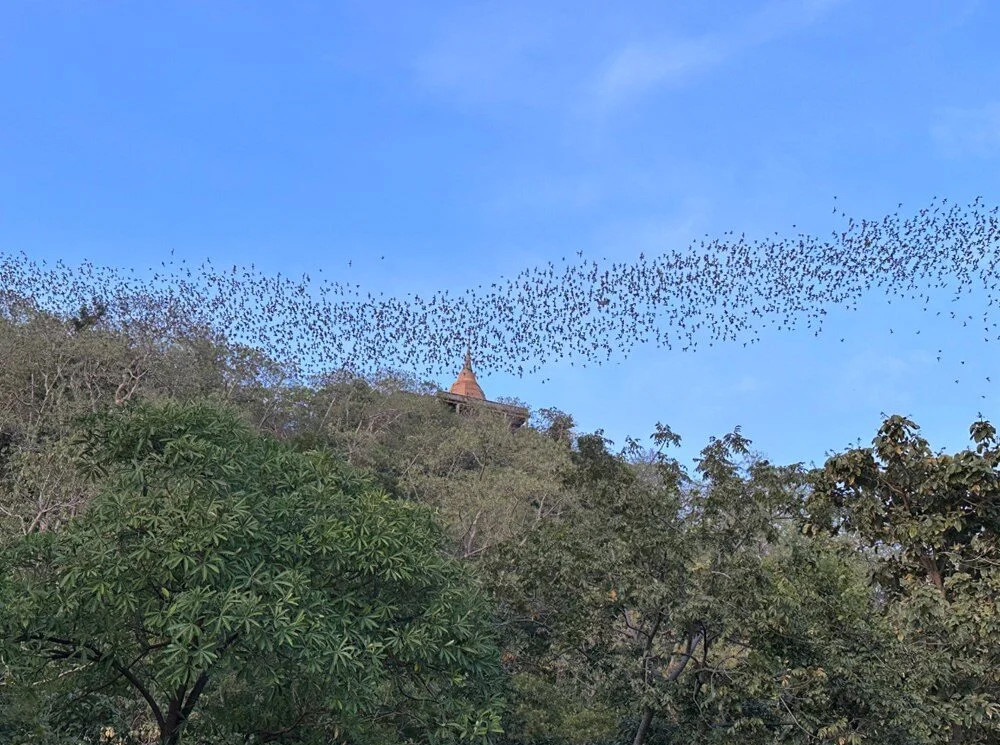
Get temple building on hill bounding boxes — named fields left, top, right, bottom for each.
left=438, top=350, right=529, bottom=428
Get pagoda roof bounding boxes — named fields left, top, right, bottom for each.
left=442, top=350, right=528, bottom=427
left=449, top=349, right=485, bottom=399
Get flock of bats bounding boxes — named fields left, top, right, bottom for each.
left=1, top=198, right=997, bottom=389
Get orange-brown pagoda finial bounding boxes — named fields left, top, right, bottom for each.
left=449, top=347, right=486, bottom=400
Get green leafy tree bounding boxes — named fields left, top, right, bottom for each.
left=282, top=373, right=576, bottom=559
left=495, top=428, right=924, bottom=745
left=0, top=303, right=290, bottom=539
left=809, top=415, right=1000, bottom=744
left=0, top=402, right=501, bottom=744
left=402, top=404, right=573, bottom=559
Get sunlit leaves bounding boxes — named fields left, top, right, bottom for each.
left=809, top=416, right=1000, bottom=744
left=0, top=402, right=501, bottom=743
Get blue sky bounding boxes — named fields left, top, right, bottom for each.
left=2, top=0, right=999, bottom=467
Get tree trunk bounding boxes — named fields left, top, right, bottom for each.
left=631, top=613, right=663, bottom=745
left=632, top=706, right=655, bottom=745
left=919, top=554, right=947, bottom=599
left=161, top=687, right=186, bottom=745
left=631, top=628, right=705, bottom=745
left=950, top=722, right=965, bottom=745
left=159, top=671, right=210, bottom=745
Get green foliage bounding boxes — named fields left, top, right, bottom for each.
left=809, top=415, right=1000, bottom=743
left=282, top=374, right=576, bottom=558
left=0, top=305, right=290, bottom=539
left=3, top=300, right=1000, bottom=745
left=494, top=429, right=925, bottom=745
left=0, top=402, right=501, bottom=744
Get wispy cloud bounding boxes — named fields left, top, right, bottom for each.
left=596, top=38, right=724, bottom=105
left=931, top=103, right=1000, bottom=157
left=413, top=5, right=575, bottom=110
left=593, top=0, right=846, bottom=109
left=413, top=0, right=846, bottom=115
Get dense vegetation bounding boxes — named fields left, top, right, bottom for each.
left=1, top=300, right=998, bottom=744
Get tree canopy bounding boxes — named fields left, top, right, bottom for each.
left=0, top=402, right=501, bottom=744
left=808, top=415, right=1000, bottom=743
left=1, top=294, right=999, bottom=744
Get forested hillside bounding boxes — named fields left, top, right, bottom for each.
left=1, top=299, right=998, bottom=744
